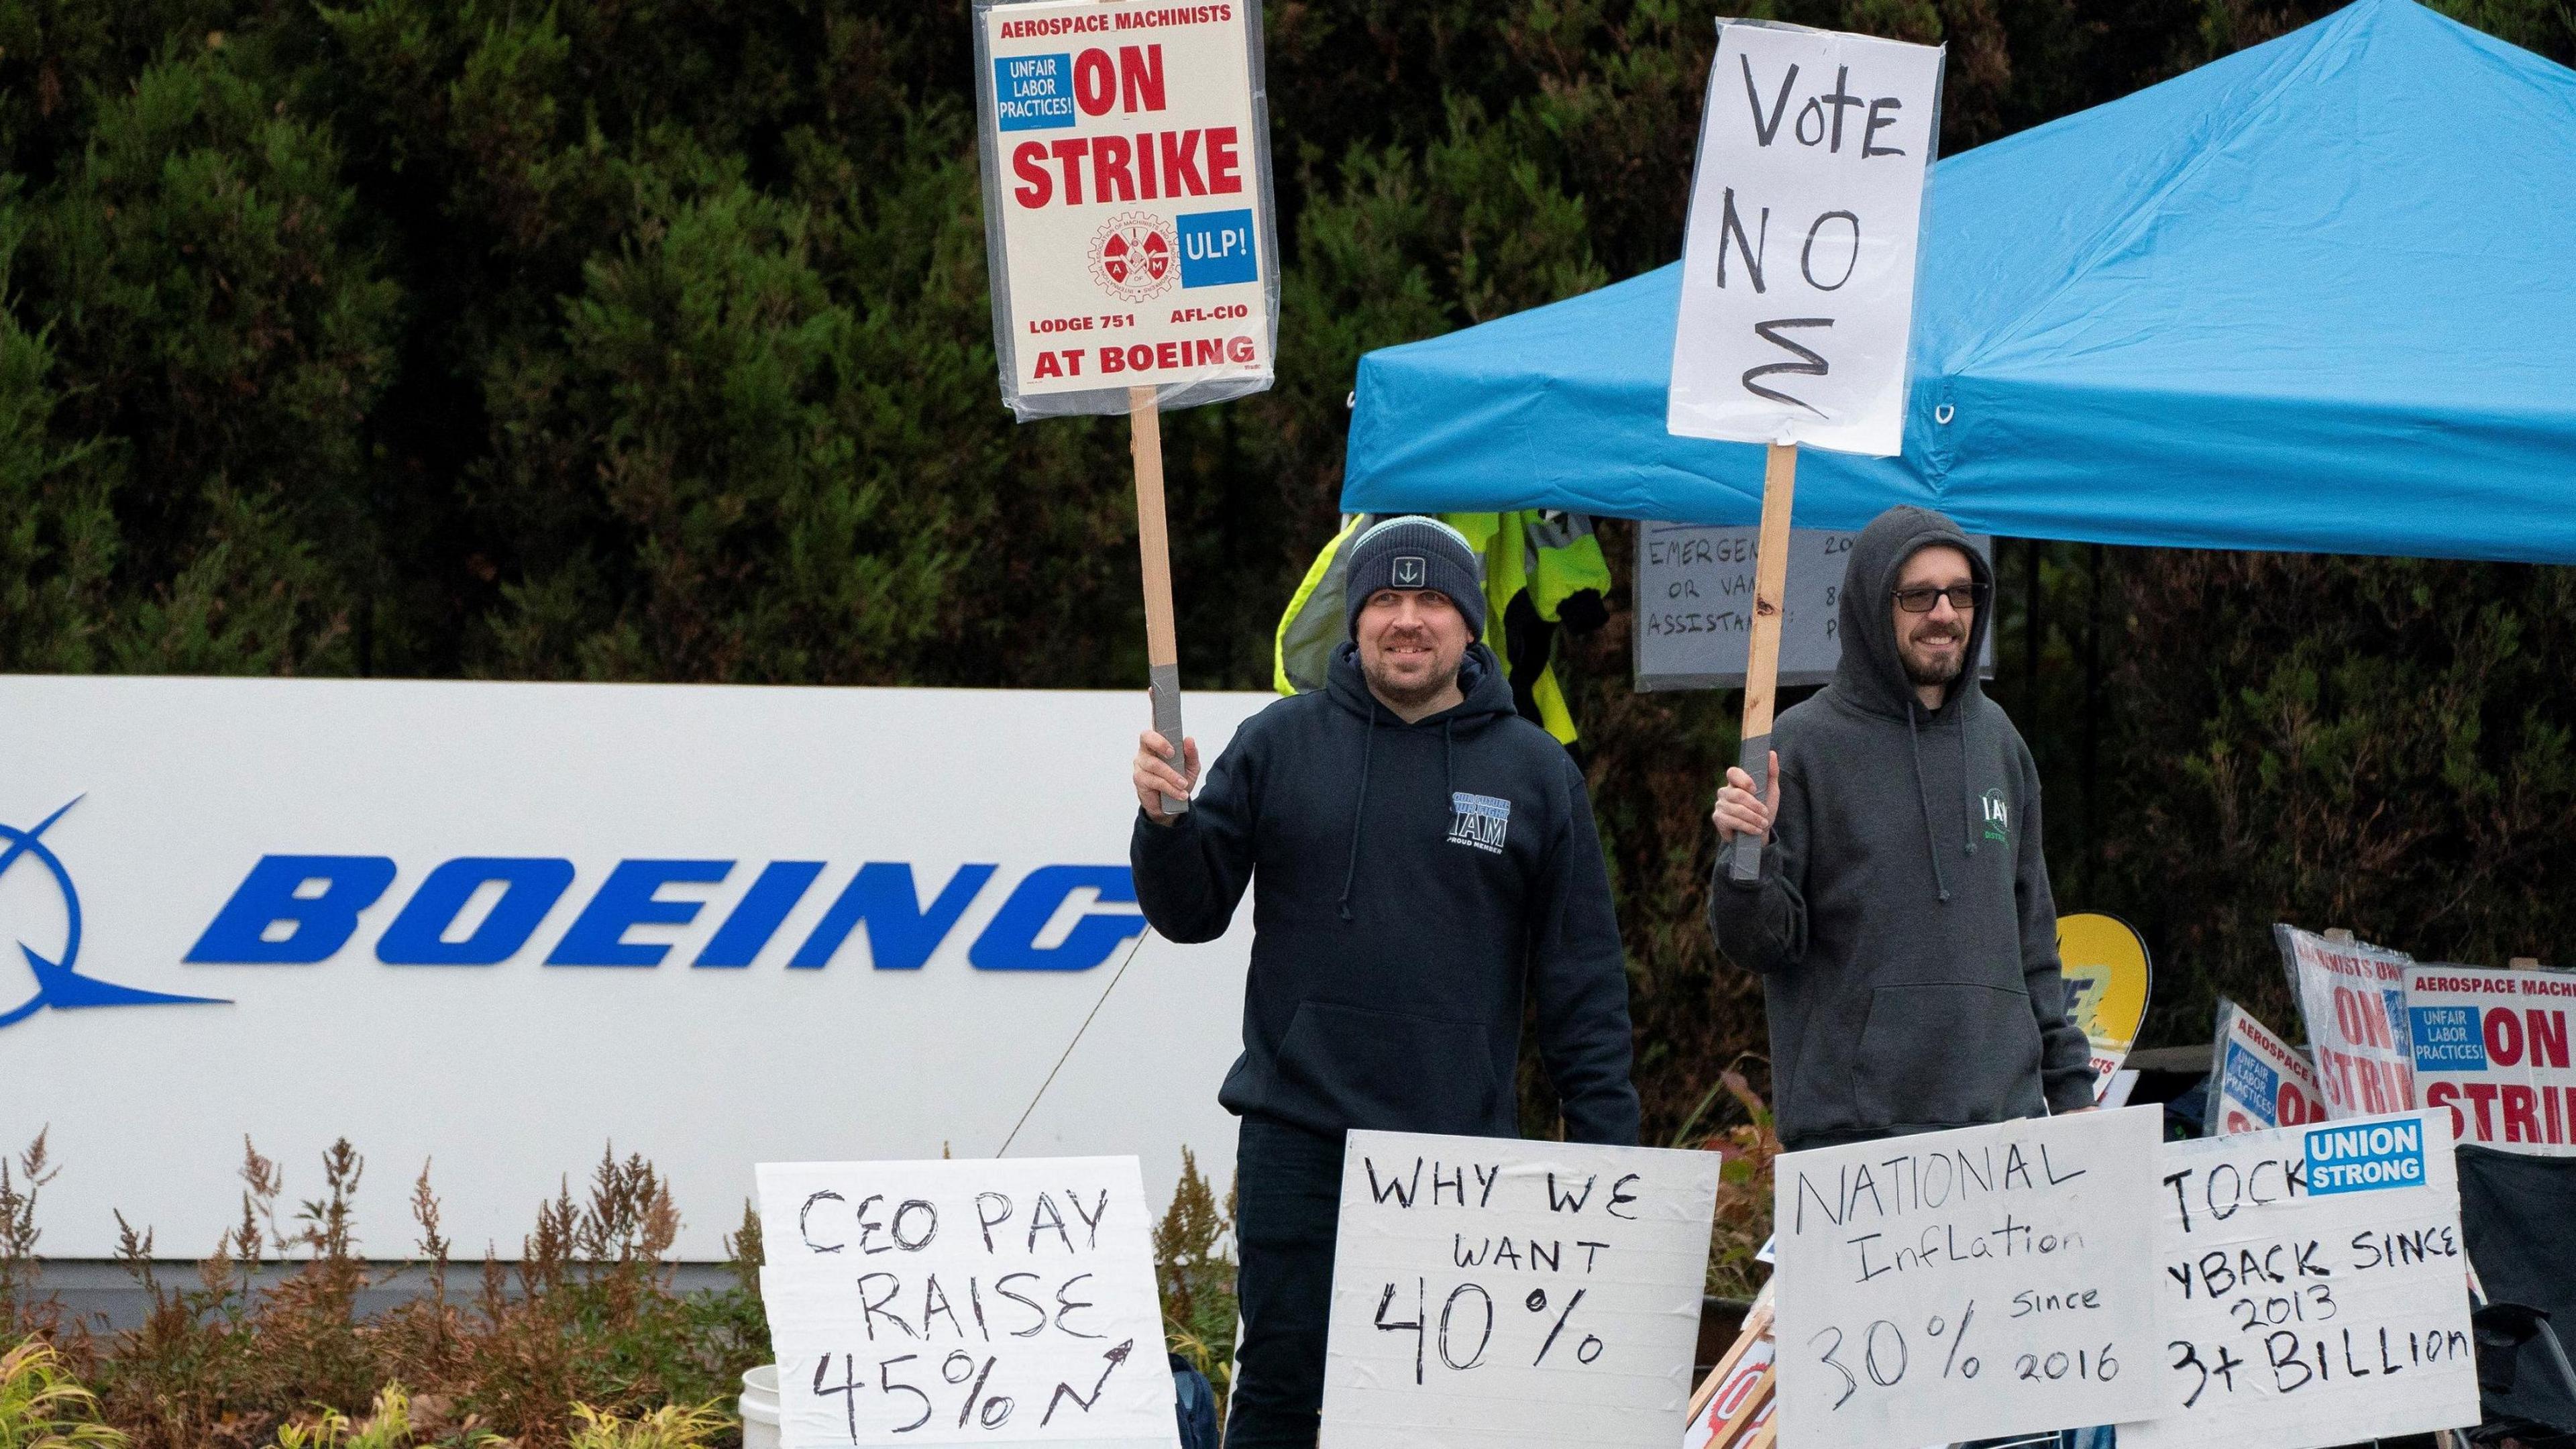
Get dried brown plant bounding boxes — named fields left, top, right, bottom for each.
left=42, top=1138, right=767, bottom=1449
left=1, top=1131, right=60, bottom=1334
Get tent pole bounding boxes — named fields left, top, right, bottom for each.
left=1132, top=384, right=1188, bottom=816
left=1728, top=441, right=1798, bottom=883
left=2084, top=542, right=2104, bottom=890
left=2024, top=537, right=2042, bottom=718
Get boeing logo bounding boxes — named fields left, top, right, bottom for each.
left=183, top=854, right=1147, bottom=975
left=0, top=797, right=228, bottom=1031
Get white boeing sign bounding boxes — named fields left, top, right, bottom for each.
left=0, top=676, right=1265, bottom=1259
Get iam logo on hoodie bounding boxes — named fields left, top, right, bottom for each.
left=1980, top=788, right=2011, bottom=845
left=1448, top=792, right=1511, bottom=855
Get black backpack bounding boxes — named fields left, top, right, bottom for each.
left=1168, top=1353, right=1219, bottom=1449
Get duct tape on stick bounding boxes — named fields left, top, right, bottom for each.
left=1150, top=661, right=1188, bottom=816
left=1727, top=733, right=1770, bottom=884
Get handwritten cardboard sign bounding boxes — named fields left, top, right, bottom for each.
left=1632, top=525, right=1992, bottom=690
left=2276, top=925, right=2418, bottom=1119
left=973, top=0, right=1277, bottom=417
left=2119, top=1112, right=2477, bottom=1448
left=1318, top=1131, right=1719, bottom=1448
left=2409, top=961, right=2576, bottom=1156
left=2208, top=998, right=2329, bottom=1136
left=1770, top=1108, right=2161, bottom=1448
left=1669, top=22, right=1944, bottom=455
left=756, top=1157, right=1179, bottom=1448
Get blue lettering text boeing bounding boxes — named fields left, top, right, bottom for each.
left=186, top=857, right=1145, bottom=972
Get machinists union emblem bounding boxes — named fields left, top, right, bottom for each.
left=1089, top=213, right=1179, bottom=302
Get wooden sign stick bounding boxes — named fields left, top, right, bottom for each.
left=1130, top=385, right=1189, bottom=816
left=1709, top=1363, right=1775, bottom=1448
left=1727, top=441, right=1799, bottom=882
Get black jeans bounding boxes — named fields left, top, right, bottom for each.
left=1225, top=1115, right=1346, bottom=1449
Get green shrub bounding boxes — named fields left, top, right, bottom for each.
left=0, top=1339, right=125, bottom=1449
left=1666, top=1065, right=1779, bottom=1301
left=561, top=1401, right=728, bottom=1449
left=1151, top=1148, right=1236, bottom=1419
left=12, top=1136, right=766, bottom=1449
left=270, top=1385, right=412, bottom=1449
left=5, top=1132, right=1260, bottom=1446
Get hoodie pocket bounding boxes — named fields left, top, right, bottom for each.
left=1854, top=984, right=2043, bottom=1128
left=1276, top=1002, right=1500, bottom=1134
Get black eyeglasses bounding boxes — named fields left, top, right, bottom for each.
left=1892, top=583, right=1989, bottom=613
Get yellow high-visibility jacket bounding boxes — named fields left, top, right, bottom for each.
left=1273, top=511, right=1611, bottom=744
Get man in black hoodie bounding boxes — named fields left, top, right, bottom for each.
left=1707, top=505, right=2094, bottom=1153
left=1130, top=515, right=1640, bottom=1448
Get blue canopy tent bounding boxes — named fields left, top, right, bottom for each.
left=1339, top=0, right=2576, bottom=561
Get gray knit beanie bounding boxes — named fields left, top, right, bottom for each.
left=1344, top=515, right=1486, bottom=640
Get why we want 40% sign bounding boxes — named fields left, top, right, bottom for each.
left=1371, top=1275, right=1615, bottom=1379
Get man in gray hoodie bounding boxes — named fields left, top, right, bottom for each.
left=1707, top=504, right=2094, bottom=1151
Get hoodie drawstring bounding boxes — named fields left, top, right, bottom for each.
left=1961, top=717, right=1980, bottom=861
left=1907, top=702, right=1952, bottom=904
left=1338, top=702, right=1381, bottom=922
left=1443, top=719, right=1455, bottom=801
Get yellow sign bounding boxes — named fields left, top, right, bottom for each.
left=2057, top=912, right=2153, bottom=1099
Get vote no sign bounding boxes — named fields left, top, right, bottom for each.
left=1668, top=23, right=1943, bottom=456
left=973, top=0, right=1278, bottom=417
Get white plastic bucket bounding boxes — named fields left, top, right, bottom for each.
left=740, top=1364, right=781, bottom=1449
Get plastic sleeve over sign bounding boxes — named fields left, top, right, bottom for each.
left=973, top=0, right=1282, bottom=421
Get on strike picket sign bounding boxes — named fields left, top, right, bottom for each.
left=2120, top=1112, right=2477, bottom=1449
left=2207, top=997, right=2330, bottom=1136
left=2409, top=961, right=2576, bottom=1156
left=1668, top=22, right=1943, bottom=455
left=2277, top=925, right=2418, bottom=1120
left=1318, top=1131, right=1719, bottom=1448
left=1770, top=1108, right=2161, bottom=1448
left=756, top=1157, right=1178, bottom=1448
left=973, top=0, right=1277, bottom=417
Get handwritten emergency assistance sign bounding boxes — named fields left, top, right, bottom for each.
left=1668, top=23, right=1943, bottom=456
left=755, top=1157, right=1178, bottom=1449
left=973, top=0, right=1277, bottom=419
left=1631, top=525, right=1994, bottom=690
left=2119, top=1112, right=2477, bottom=1449
left=1770, top=1108, right=2161, bottom=1448
left=2207, top=997, right=2330, bottom=1136
left=2277, top=925, right=2419, bottom=1120
left=2410, top=961, right=2576, bottom=1156
left=1318, top=1131, right=1719, bottom=1449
